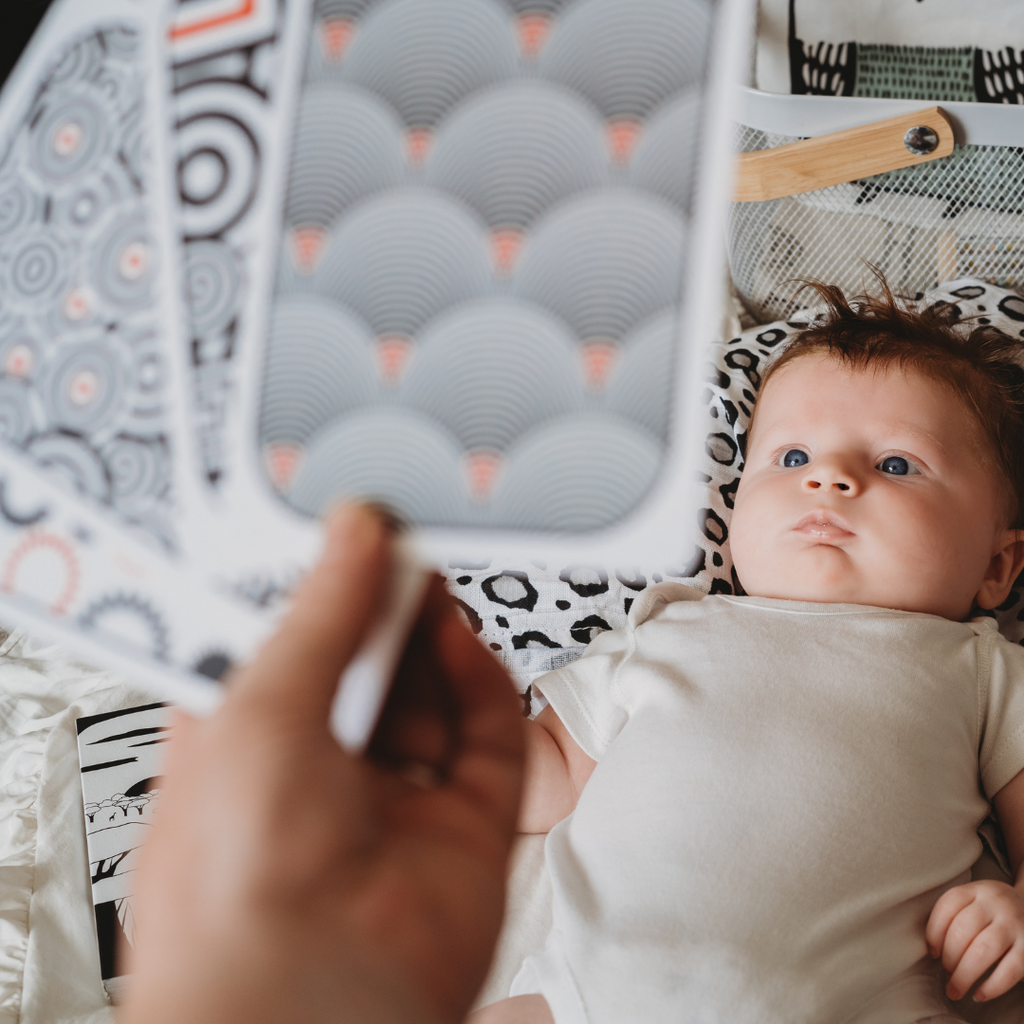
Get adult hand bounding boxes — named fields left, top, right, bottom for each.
left=119, top=505, right=524, bottom=1024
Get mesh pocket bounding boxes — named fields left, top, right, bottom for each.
left=729, top=124, right=1024, bottom=321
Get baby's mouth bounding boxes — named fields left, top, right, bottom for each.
left=793, top=510, right=855, bottom=541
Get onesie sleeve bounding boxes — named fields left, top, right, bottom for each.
left=978, top=627, right=1024, bottom=798
left=534, top=582, right=703, bottom=762
left=533, top=620, right=634, bottom=762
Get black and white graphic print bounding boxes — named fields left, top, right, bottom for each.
left=77, top=702, right=172, bottom=987
left=0, top=441, right=272, bottom=711
left=0, top=16, right=177, bottom=545
left=782, top=0, right=1024, bottom=102
left=170, top=0, right=289, bottom=490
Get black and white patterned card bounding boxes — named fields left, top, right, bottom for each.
left=0, top=0, right=188, bottom=549
left=77, top=701, right=173, bottom=999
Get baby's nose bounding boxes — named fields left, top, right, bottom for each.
left=802, top=462, right=858, bottom=494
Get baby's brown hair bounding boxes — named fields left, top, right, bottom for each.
left=753, top=278, right=1024, bottom=528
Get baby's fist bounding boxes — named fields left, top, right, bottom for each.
left=926, top=880, right=1024, bottom=1003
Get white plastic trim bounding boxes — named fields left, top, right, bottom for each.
left=737, top=86, right=1024, bottom=147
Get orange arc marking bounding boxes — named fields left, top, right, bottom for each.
left=376, top=336, right=412, bottom=385
left=491, top=228, right=524, bottom=277
left=169, top=0, right=256, bottom=40
left=517, top=13, right=552, bottom=60
left=464, top=451, right=503, bottom=501
left=290, top=226, right=327, bottom=274
left=320, top=17, right=355, bottom=62
left=404, top=128, right=433, bottom=164
left=581, top=339, right=618, bottom=392
left=264, top=442, right=303, bottom=492
left=2, top=531, right=81, bottom=615
left=606, top=118, right=642, bottom=163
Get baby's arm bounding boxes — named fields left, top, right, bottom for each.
left=926, top=766, right=1024, bottom=1003
left=517, top=706, right=597, bottom=833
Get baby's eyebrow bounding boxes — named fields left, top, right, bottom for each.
left=878, top=424, right=956, bottom=458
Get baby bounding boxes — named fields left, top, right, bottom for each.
left=473, top=283, right=1024, bottom=1024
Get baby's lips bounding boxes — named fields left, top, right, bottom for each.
left=793, top=509, right=855, bottom=538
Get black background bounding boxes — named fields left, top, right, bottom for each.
left=2, top=2, right=56, bottom=90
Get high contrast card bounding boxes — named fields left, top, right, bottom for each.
left=0, top=0, right=189, bottom=550
left=77, top=701, right=173, bottom=1000
left=170, top=0, right=756, bottom=612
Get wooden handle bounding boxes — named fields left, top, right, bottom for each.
left=733, top=106, right=955, bottom=203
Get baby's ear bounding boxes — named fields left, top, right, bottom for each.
left=975, top=530, right=1024, bottom=610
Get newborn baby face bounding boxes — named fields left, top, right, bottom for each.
left=730, top=353, right=1011, bottom=619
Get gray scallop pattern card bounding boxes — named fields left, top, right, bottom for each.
left=176, top=0, right=731, bottom=609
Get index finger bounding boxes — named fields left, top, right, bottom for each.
left=231, top=503, right=392, bottom=725
left=926, top=884, right=978, bottom=958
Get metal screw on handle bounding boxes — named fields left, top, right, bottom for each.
left=904, top=125, right=939, bottom=155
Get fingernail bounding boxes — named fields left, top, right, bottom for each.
left=974, top=991, right=987, bottom=1003
left=324, top=502, right=383, bottom=550
left=362, top=501, right=408, bottom=533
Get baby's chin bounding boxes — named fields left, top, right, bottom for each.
left=736, top=556, right=964, bottom=616
left=735, top=549, right=882, bottom=607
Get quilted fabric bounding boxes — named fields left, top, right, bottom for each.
left=448, top=278, right=1024, bottom=716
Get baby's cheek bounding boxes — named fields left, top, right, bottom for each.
left=728, top=509, right=771, bottom=590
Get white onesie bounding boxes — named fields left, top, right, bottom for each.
left=510, top=584, right=1024, bottom=1024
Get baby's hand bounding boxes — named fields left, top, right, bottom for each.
left=926, top=880, right=1024, bottom=1003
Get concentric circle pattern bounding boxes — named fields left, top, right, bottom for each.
left=0, top=177, right=39, bottom=235
left=51, top=161, right=135, bottom=233
left=0, top=25, right=175, bottom=540
left=287, top=408, right=470, bottom=523
left=124, top=328, right=166, bottom=429
left=503, top=0, right=570, bottom=14
left=175, top=107, right=260, bottom=240
left=266, top=0, right=711, bottom=530
left=48, top=31, right=106, bottom=87
left=284, top=86, right=405, bottom=228
left=26, top=432, right=111, bottom=504
left=605, top=309, right=677, bottom=440
left=490, top=413, right=662, bottom=530
left=1, top=229, right=69, bottom=305
left=29, top=90, right=110, bottom=182
left=92, top=208, right=155, bottom=310
left=315, top=0, right=375, bottom=18
left=184, top=239, right=242, bottom=337
left=425, top=82, right=607, bottom=230
left=0, top=379, right=35, bottom=446
left=41, top=340, right=127, bottom=434
left=313, top=189, right=492, bottom=337
left=514, top=189, right=686, bottom=342
left=629, top=88, right=701, bottom=213
left=259, top=295, right=378, bottom=447
left=104, top=434, right=168, bottom=500
left=338, top=0, right=518, bottom=127
left=401, top=298, right=584, bottom=451
left=538, top=0, right=710, bottom=120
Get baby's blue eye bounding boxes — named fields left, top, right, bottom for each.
left=781, top=449, right=809, bottom=467
left=879, top=456, right=910, bottom=475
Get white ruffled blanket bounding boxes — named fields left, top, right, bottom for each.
left=0, top=629, right=149, bottom=1024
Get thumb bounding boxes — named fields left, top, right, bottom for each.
left=231, top=503, right=393, bottom=725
